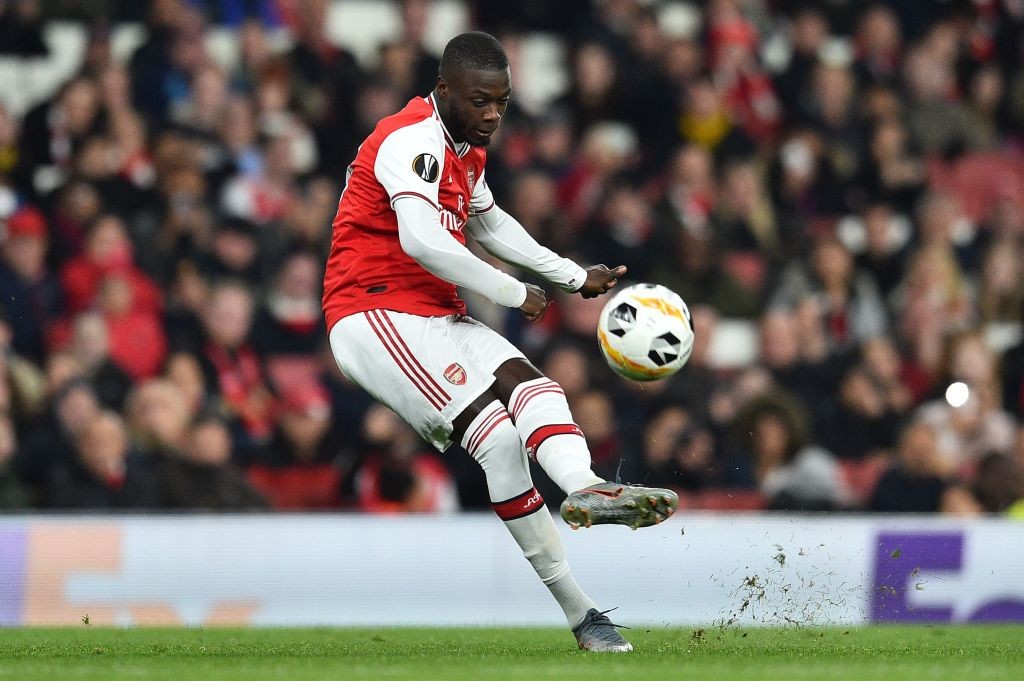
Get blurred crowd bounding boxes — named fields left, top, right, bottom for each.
left=0, top=0, right=1023, bottom=516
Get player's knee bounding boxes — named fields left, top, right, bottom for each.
left=493, top=358, right=545, bottom=406
left=466, top=415, right=521, bottom=471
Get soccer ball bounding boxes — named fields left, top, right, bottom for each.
left=597, top=283, right=695, bottom=381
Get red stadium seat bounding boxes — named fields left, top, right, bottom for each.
left=927, top=153, right=1024, bottom=222
left=691, top=488, right=766, bottom=511
left=839, top=457, right=890, bottom=506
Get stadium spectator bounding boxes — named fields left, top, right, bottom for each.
left=59, top=214, right=162, bottom=316
left=0, top=205, right=61, bottom=362
left=915, top=333, right=1017, bottom=473
left=251, top=250, right=325, bottom=358
left=870, top=421, right=951, bottom=513
left=571, top=389, right=621, bottom=481
left=46, top=410, right=158, bottom=510
left=16, top=77, right=101, bottom=197
left=729, top=391, right=850, bottom=511
left=539, top=343, right=593, bottom=402
left=629, top=401, right=718, bottom=494
left=247, top=381, right=346, bottom=510
left=198, top=218, right=265, bottom=287
left=770, top=235, right=889, bottom=351
left=977, top=240, right=1024, bottom=324
left=158, top=414, right=268, bottom=510
left=0, top=104, right=21, bottom=178
left=0, top=413, right=29, bottom=508
left=0, top=314, right=48, bottom=424
left=853, top=4, right=902, bottom=88
left=962, top=452, right=1024, bottom=514
left=756, top=307, right=838, bottom=418
left=821, top=364, right=902, bottom=462
left=163, top=352, right=211, bottom=421
left=197, top=280, right=274, bottom=449
left=125, top=378, right=191, bottom=456
left=67, top=311, right=133, bottom=410
left=851, top=201, right=909, bottom=300
left=354, top=404, right=458, bottom=514
left=17, top=378, right=101, bottom=501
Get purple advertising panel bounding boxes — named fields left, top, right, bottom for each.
left=872, top=531, right=1024, bottom=623
left=0, top=529, right=27, bottom=626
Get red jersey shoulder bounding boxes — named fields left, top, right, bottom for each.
left=369, top=97, right=434, bottom=144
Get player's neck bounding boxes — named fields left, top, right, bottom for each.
left=431, top=90, right=466, bottom=144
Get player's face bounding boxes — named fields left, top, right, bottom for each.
left=438, top=68, right=511, bottom=147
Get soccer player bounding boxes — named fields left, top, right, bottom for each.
left=323, top=31, right=678, bottom=652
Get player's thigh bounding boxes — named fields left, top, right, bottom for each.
left=329, top=310, right=501, bottom=450
left=446, top=316, right=548, bottom=406
left=446, top=314, right=528, bottom=377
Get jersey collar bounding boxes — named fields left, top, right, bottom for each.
left=427, top=94, right=470, bottom=158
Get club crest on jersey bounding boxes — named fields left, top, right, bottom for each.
left=467, top=167, right=476, bottom=193
left=412, top=153, right=440, bottom=183
left=443, top=363, right=467, bottom=385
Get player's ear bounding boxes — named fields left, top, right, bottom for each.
left=436, top=75, right=448, bottom=100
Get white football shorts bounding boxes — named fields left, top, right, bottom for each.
left=329, top=309, right=525, bottom=450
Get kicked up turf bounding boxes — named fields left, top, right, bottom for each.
left=0, top=625, right=1022, bottom=681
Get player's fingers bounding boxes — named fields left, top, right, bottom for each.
left=613, top=265, right=627, bottom=276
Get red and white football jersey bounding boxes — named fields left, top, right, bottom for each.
left=323, top=95, right=495, bottom=330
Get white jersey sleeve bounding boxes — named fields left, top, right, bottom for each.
left=467, top=201, right=587, bottom=292
left=374, top=119, right=446, bottom=209
left=394, top=197, right=528, bottom=308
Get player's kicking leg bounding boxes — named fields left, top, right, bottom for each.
left=492, top=359, right=679, bottom=530
left=454, top=392, right=632, bottom=652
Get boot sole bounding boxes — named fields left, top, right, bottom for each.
left=560, top=487, right=679, bottom=530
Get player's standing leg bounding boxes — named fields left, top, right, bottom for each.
left=493, top=359, right=679, bottom=530
left=455, top=398, right=588, bottom=621
left=453, top=393, right=632, bottom=651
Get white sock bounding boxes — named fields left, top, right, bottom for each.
left=503, top=510, right=596, bottom=627
left=508, top=378, right=604, bottom=494
left=462, top=401, right=597, bottom=626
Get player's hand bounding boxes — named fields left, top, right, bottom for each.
left=578, top=265, right=627, bottom=299
left=519, top=284, right=548, bottom=322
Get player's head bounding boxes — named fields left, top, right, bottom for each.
left=435, top=31, right=510, bottom=147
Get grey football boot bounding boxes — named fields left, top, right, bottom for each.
left=572, top=608, right=633, bottom=652
left=560, top=482, right=679, bottom=530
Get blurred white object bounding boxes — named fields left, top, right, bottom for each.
left=708, top=319, right=759, bottom=369
left=945, top=381, right=970, bottom=408
left=658, top=2, right=702, bottom=40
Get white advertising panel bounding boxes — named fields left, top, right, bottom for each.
left=1, top=513, right=1021, bottom=626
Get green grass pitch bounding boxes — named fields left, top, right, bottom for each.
left=0, top=626, right=1022, bottom=680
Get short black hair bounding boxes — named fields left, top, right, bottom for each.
left=439, top=31, right=508, bottom=78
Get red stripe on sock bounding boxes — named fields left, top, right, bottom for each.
left=513, top=387, right=566, bottom=422
left=470, top=413, right=510, bottom=456
left=466, top=406, right=503, bottom=448
left=466, top=407, right=508, bottom=455
left=525, top=424, right=584, bottom=461
left=510, top=380, right=561, bottom=422
left=508, top=379, right=556, bottom=418
left=492, top=487, right=545, bottom=521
